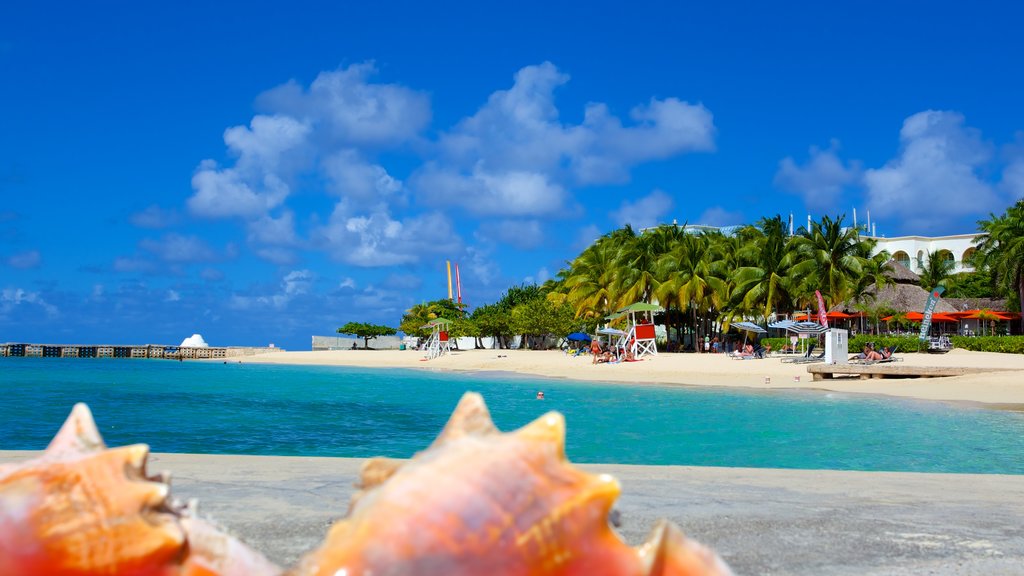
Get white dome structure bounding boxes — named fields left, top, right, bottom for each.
left=179, top=334, right=209, bottom=347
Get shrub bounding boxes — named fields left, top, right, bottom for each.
left=950, top=336, right=1024, bottom=354
left=761, top=335, right=928, bottom=354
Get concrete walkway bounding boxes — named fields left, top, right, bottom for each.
left=3, top=451, right=1023, bottom=575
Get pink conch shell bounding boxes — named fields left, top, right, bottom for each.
left=0, top=403, right=280, bottom=576
left=289, top=392, right=732, bottom=575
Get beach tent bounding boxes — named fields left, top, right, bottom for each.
left=613, top=302, right=664, bottom=359
left=420, top=318, right=452, bottom=360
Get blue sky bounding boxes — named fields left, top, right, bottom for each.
left=3, top=1, right=1023, bottom=349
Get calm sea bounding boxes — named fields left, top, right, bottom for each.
left=1, top=358, right=1022, bottom=474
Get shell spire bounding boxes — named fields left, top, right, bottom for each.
left=0, top=403, right=280, bottom=576
left=289, top=392, right=731, bottom=575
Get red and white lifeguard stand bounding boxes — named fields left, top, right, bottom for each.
left=613, top=302, right=663, bottom=359
left=421, top=318, right=452, bottom=360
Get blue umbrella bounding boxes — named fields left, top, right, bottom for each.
left=566, top=332, right=592, bottom=341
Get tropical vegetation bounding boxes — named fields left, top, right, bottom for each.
left=397, top=200, right=1024, bottom=350
left=337, top=322, right=398, bottom=349
left=974, top=199, right=1024, bottom=331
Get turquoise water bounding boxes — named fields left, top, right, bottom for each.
left=1, top=358, right=1023, bottom=473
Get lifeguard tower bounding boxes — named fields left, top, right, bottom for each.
left=421, top=318, right=452, bottom=360
left=612, top=302, right=663, bottom=359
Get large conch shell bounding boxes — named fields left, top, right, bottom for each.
left=289, top=392, right=731, bottom=575
left=0, top=403, right=280, bottom=576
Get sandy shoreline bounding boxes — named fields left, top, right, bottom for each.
left=230, top=347, right=1024, bottom=407
left=3, top=451, right=1021, bottom=574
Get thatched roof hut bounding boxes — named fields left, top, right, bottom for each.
left=882, top=259, right=921, bottom=284
left=843, top=283, right=957, bottom=314
left=867, top=283, right=957, bottom=313
left=943, top=297, right=1010, bottom=312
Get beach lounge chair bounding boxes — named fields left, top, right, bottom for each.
left=781, top=344, right=816, bottom=363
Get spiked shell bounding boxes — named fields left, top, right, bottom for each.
left=0, top=403, right=279, bottom=576
left=289, top=392, right=731, bottom=576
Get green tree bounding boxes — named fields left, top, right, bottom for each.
left=733, top=215, right=796, bottom=322
left=399, top=299, right=468, bottom=340
left=917, top=249, right=956, bottom=292
left=564, top=237, right=620, bottom=320
left=975, top=200, right=1024, bottom=330
left=944, top=270, right=994, bottom=298
left=787, top=215, right=871, bottom=309
left=337, top=322, right=397, bottom=349
left=655, top=232, right=726, bottom=351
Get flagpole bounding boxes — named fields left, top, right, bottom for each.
left=446, top=261, right=453, bottom=301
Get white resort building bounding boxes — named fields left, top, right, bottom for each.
left=866, top=234, right=978, bottom=275
left=656, top=221, right=980, bottom=276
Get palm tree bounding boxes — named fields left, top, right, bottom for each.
left=655, top=232, right=726, bottom=351
left=917, top=250, right=956, bottom=292
left=614, top=226, right=669, bottom=306
left=975, top=200, right=1024, bottom=332
left=564, top=237, right=621, bottom=321
left=733, top=215, right=795, bottom=322
left=787, top=215, right=871, bottom=309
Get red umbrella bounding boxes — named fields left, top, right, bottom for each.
left=825, top=311, right=852, bottom=319
left=963, top=310, right=1011, bottom=320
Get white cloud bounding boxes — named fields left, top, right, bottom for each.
left=129, top=205, right=178, bottom=229
left=697, top=206, right=745, bottom=226
left=612, top=189, right=674, bottom=229
left=113, top=257, right=157, bottom=274
left=463, top=245, right=501, bottom=287
left=415, top=62, right=715, bottom=216
left=201, top=268, right=224, bottom=282
left=415, top=165, right=570, bottom=217
left=524, top=266, right=550, bottom=284
left=188, top=115, right=311, bottom=220
left=6, top=250, right=40, bottom=269
left=339, top=277, right=357, bottom=289
left=165, top=290, right=181, bottom=302
left=573, top=224, right=601, bottom=250
left=139, top=234, right=222, bottom=263
left=223, top=114, right=311, bottom=174
left=256, top=62, right=431, bottom=147
left=189, top=164, right=291, bottom=219
left=0, top=287, right=58, bottom=317
left=323, top=149, right=403, bottom=203
left=228, top=269, right=316, bottom=311
left=774, top=140, right=861, bottom=210
left=283, top=269, right=315, bottom=296
left=248, top=211, right=299, bottom=246
left=1001, top=135, right=1024, bottom=200
left=863, top=111, right=999, bottom=230
left=314, top=201, right=462, bottom=267
left=477, top=219, right=544, bottom=249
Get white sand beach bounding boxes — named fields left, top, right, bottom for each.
left=233, top=347, right=1024, bottom=407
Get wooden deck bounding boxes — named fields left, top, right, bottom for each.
left=806, top=363, right=1020, bottom=380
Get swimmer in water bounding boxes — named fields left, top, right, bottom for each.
left=536, top=391, right=545, bottom=400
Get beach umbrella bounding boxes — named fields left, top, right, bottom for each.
left=596, top=327, right=626, bottom=336
left=730, top=321, right=767, bottom=350
left=566, top=332, right=592, bottom=341
left=731, top=321, right=767, bottom=334
left=768, top=320, right=797, bottom=330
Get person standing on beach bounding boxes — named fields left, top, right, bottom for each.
left=590, top=338, right=601, bottom=363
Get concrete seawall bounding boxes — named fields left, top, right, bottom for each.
left=3, top=451, right=1022, bottom=574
